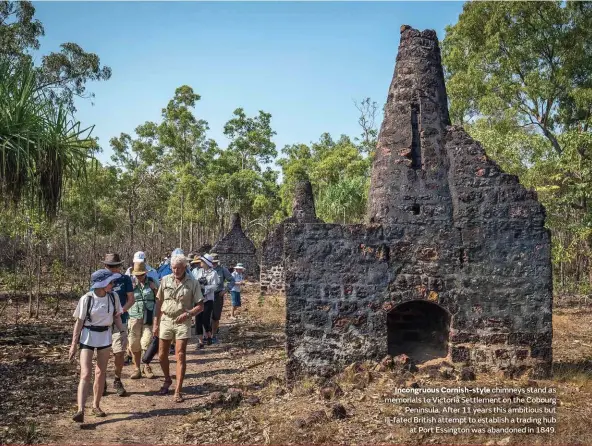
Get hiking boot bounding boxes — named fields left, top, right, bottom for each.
left=142, top=364, right=155, bottom=379
left=114, top=378, right=127, bottom=397
left=72, top=410, right=84, bottom=423
left=130, top=368, right=141, bottom=379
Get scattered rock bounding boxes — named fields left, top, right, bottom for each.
left=224, top=388, right=243, bottom=405
left=293, top=418, right=307, bottom=429
left=331, top=403, right=347, bottom=419
left=498, top=437, right=511, bottom=445
left=243, top=396, right=260, bottom=406
left=274, top=387, right=286, bottom=397
left=439, top=365, right=455, bottom=380
left=460, top=367, right=476, bottom=381
left=319, top=381, right=344, bottom=400
left=393, top=354, right=411, bottom=365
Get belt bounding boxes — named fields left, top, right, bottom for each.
left=83, top=326, right=110, bottom=332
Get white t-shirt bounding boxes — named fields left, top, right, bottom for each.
left=73, top=292, right=123, bottom=348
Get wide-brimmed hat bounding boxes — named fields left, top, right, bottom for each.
left=199, top=254, right=214, bottom=268
left=210, top=253, right=220, bottom=264
left=133, top=251, right=146, bottom=263
left=234, top=263, right=245, bottom=270
left=103, top=253, right=123, bottom=266
left=91, top=269, right=121, bottom=289
left=131, top=262, right=148, bottom=276
left=190, top=256, right=202, bottom=264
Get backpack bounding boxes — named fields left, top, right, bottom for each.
left=84, top=291, right=116, bottom=325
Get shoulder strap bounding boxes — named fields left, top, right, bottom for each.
left=108, top=291, right=116, bottom=315
left=85, top=293, right=94, bottom=323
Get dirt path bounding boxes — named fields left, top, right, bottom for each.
left=40, top=291, right=286, bottom=444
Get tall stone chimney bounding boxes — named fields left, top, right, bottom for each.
left=367, top=25, right=451, bottom=225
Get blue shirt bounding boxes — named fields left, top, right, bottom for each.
left=111, top=275, right=133, bottom=324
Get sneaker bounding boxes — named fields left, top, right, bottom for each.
left=72, top=410, right=84, bottom=423
left=130, top=368, right=142, bottom=379
left=114, top=378, right=127, bottom=397
left=211, top=337, right=219, bottom=344
left=206, top=337, right=212, bottom=345
left=143, top=364, right=155, bottom=379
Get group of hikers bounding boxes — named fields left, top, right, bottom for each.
left=68, top=249, right=246, bottom=423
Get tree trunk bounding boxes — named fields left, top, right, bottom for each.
left=36, top=244, right=41, bottom=319
left=65, top=219, right=70, bottom=267
left=189, top=220, right=193, bottom=252
left=28, top=236, right=33, bottom=318
left=179, top=192, right=185, bottom=249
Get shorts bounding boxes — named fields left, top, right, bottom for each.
left=212, top=291, right=224, bottom=321
left=159, top=314, right=191, bottom=341
left=231, top=291, right=241, bottom=307
left=111, top=326, right=128, bottom=354
left=128, top=318, right=153, bottom=353
left=80, top=343, right=111, bottom=351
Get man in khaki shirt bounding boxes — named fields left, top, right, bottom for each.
left=153, top=253, right=203, bottom=402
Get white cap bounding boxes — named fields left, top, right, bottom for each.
left=133, top=251, right=146, bottom=262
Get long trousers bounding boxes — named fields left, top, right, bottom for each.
left=195, top=300, right=214, bottom=336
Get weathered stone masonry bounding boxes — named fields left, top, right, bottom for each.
left=212, top=213, right=258, bottom=277
left=260, top=180, right=321, bottom=294
left=284, top=26, right=553, bottom=381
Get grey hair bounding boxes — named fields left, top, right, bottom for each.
left=171, top=254, right=187, bottom=267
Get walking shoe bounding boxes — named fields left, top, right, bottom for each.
left=114, top=378, right=127, bottom=397
left=72, top=410, right=84, bottom=423
left=92, top=407, right=106, bottom=417
left=143, top=364, right=155, bottom=379
left=206, top=337, right=212, bottom=345
left=130, top=368, right=141, bottom=379
left=211, top=336, right=219, bottom=344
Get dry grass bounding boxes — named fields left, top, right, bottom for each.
left=4, top=288, right=592, bottom=445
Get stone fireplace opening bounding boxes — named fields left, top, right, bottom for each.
left=387, top=300, right=451, bottom=363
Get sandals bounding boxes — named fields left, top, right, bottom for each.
left=174, top=393, right=185, bottom=403
left=158, top=380, right=173, bottom=395
left=92, top=407, right=106, bottom=417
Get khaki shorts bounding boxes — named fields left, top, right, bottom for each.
left=159, top=315, right=191, bottom=341
left=111, top=325, right=128, bottom=354
left=128, top=318, right=153, bottom=353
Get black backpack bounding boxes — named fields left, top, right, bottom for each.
left=85, top=291, right=117, bottom=325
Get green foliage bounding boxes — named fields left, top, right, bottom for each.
left=443, top=1, right=592, bottom=293
left=0, top=58, right=93, bottom=219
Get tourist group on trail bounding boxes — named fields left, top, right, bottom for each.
left=69, top=249, right=246, bottom=423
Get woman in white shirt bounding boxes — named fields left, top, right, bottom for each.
left=69, top=269, right=128, bottom=423
left=230, top=263, right=245, bottom=319
left=192, top=254, right=220, bottom=348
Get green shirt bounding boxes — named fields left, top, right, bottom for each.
left=128, top=278, right=157, bottom=320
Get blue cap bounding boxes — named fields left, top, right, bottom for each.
left=90, top=269, right=121, bottom=289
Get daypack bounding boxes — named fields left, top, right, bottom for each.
left=84, top=291, right=116, bottom=325
left=157, top=262, right=172, bottom=279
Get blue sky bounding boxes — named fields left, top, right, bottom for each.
left=32, top=1, right=465, bottom=166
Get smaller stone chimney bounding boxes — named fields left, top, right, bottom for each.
left=292, top=181, right=318, bottom=223
left=211, top=213, right=257, bottom=276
